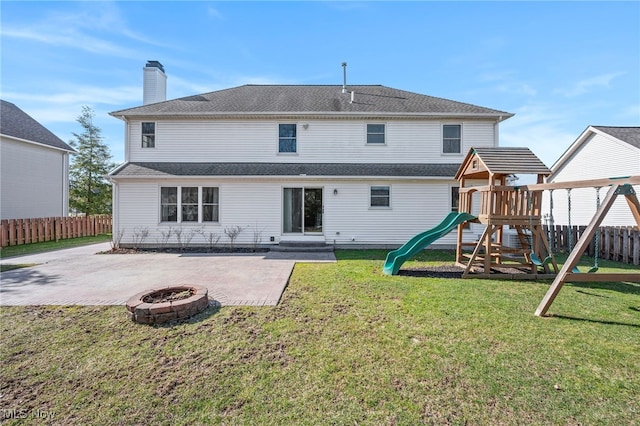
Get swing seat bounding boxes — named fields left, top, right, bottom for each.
left=588, top=266, right=599, bottom=273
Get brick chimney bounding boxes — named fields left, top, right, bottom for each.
left=143, top=61, right=167, bottom=105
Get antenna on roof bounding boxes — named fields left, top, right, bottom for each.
left=342, top=62, right=347, bottom=93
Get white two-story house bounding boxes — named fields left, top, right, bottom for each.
left=1, top=100, right=74, bottom=220
left=108, top=62, right=512, bottom=248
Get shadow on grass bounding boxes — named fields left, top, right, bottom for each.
left=567, top=281, right=640, bottom=296
left=549, top=313, right=640, bottom=329
left=138, top=302, right=223, bottom=329
left=336, top=249, right=457, bottom=262
left=398, top=267, right=464, bottom=279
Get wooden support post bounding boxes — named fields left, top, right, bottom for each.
left=462, top=226, right=490, bottom=278
left=535, top=185, right=640, bottom=316
left=624, top=192, right=640, bottom=227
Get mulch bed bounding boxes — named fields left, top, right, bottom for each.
left=142, top=288, right=195, bottom=304
left=399, top=265, right=465, bottom=278
left=101, top=247, right=269, bottom=255
left=399, top=264, right=531, bottom=278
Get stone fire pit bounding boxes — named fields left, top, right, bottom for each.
left=126, top=285, right=209, bottom=324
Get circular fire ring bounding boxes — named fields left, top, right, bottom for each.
left=126, top=285, right=209, bottom=324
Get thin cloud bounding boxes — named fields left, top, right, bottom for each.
left=553, top=72, right=626, bottom=97
left=206, top=6, right=223, bottom=19
left=1, top=2, right=168, bottom=59
left=500, top=102, right=577, bottom=168
left=2, top=86, right=141, bottom=107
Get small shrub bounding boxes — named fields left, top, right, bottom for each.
left=224, top=225, right=244, bottom=251
left=157, top=227, right=173, bottom=249
left=131, top=227, right=149, bottom=250
left=111, top=228, right=125, bottom=250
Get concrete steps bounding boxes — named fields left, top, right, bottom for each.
left=270, top=240, right=334, bottom=253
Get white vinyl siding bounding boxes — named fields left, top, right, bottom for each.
left=1, top=137, right=69, bottom=219
left=114, top=178, right=468, bottom=247
left=127, top=120, right=497, bottom=163
left=543, top=132, right=640, bottom=226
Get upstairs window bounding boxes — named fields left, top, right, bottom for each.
left=443, top=124, right=461, bottom=154
left=142, top=122, right=155, bottom=148
left=367, top=124, right=385, bottom=144
left=279, top=124, right=297, bottom=153
left=370, top=185, right=390, bottom=208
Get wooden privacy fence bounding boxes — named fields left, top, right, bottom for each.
left=0, top=215, right=112, bottom=248
left=543, top=225, right=640, bottom=266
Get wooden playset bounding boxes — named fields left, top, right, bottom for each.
left=453, top=147, right=640, bottom=316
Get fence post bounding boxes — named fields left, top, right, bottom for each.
left=633, top=229, right=640, bottom=266
left=10, top=219, right=17, bottom=246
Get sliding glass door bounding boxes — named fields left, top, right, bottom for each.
left=283, top=188, right=323, bottom=234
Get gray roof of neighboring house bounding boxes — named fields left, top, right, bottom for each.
left=0, top=100, right=74, bottom=152
left=593, top=126, right=640, bottom=149
left=110, top=85, right=513, bottom=119
left=109, top=162, right=460, bottom=178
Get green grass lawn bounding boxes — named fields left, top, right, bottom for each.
left=0, top=234, right=111, bottom=259
left=1, top=250, right=639, bottom=425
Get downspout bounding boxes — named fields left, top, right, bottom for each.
left=63, top=151, right=70, bottom=216
left=112, top=181, right=119, bottom=247
left=124, top=116, right=130, bottom=162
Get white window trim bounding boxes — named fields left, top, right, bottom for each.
left=365, top=123, right=387, bottom=145
left=159, top=185, right=220, bottom=224
left=369, top=185, right=391, bottom=209
left=277, top=123, right=298, bottom=155
left=141, top=121, right=156, bottom=149
left=442, top=123, right=463, bottom=155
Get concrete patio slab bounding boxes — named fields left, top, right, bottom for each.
left=0, top=243, right=336, bottom=306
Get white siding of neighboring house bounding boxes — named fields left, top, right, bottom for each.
left=114, top=178, right=473, bottom=248
left=0, top=137, right=69, bottom=219
left=126, top=119, right=497, bottom=163
left=542, top=132, right=640, bottom=227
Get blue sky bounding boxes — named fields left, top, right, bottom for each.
left=2, top=1, right=638, bottom=168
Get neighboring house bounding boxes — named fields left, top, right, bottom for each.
left=542, top=126, right=640, bottom=227
left=0, top=100, right=75, bottom=220
left=108, top=61, right=513, bottom=248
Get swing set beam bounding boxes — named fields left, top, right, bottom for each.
left=535, top=183, right=640, bottom=317
left=462, top=175, right=640, bottom=193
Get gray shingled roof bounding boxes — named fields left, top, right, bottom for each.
left=110, top=85, right=513, bottom=119
left=0, top=100, right=74, bottom=152
left=472, top=147, right=551, bottom=175
left=593, top=126, right=640, bottom=149
left=456, top=147, right=551, bottom=180
left=110, top=162, right=460, bottom=178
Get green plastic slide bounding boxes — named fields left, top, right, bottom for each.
left=383, top=212, right=476, bottom=275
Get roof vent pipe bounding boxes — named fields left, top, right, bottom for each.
left=350, top=90, right=355, bottom=103
left=342, top=62, right=347, bottom=93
